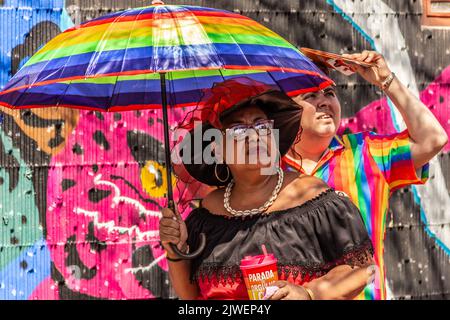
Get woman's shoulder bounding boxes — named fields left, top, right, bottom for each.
left=281, top=172, right=331, bottom=205
left=293, top=174, right=329, bottom=189
left=283, top=171, right=329, bottom=188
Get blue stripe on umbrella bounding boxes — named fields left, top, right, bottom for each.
left=1, top=71, right=327, bottom=109
left=8, top=58, right=317, bottom=94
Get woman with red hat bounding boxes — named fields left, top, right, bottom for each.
left=159, top=78, right=375, bottom=300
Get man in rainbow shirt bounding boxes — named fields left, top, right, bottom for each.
left=283, top=50, right=448, bottom=300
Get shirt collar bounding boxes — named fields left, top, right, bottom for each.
left=283, top=135, right=345, bottom=173
left=329, top=135, right=345, bottom=152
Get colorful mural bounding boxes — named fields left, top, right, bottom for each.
left=0, top=0, right=449, bottom=299
left=43, top=109, right=183, bottom=299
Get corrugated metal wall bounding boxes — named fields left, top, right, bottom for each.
left=0, top=0, right=449, bottom=299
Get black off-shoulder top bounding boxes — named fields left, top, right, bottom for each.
left=185, top=189, right=374, bottom=284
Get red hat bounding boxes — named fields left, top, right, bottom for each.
left=174, top=77, right=302, bottom=186
left=180, top=78, right=275, bottom=130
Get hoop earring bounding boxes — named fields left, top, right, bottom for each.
left=277, top=150, right=283, bottom=169
left=215, top=164, right=230, bottom=183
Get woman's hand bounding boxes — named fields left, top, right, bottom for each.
left=268, top=281, right=312, bottom=300
left=341, top=50, right=392, bottom=88
left=159, top=207, right=188, bottom=259
left=159, top=208, right=199, bottom=299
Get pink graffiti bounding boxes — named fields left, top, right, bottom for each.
left=28, top=277, right=60, bottom=300
left=39, top=108, right=204, bottom=299
left=339, top=66, right=450, bottom=153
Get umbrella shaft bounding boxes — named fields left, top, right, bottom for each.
left=160, top=73, right=174, bottom=208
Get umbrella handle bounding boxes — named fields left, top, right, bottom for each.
left=166, top=200, right=206, bottom=260
left=169, top=233, right=206, bottom=260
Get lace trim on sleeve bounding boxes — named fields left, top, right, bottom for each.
left=192, top=240, right=374, bottom=284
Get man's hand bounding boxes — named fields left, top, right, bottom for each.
left=342, top=50, right=392, bottom=88
left=345, top=50, right=447, bottom=168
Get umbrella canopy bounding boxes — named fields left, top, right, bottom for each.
left=0, top=4, right=332, bottom=111
left=0, top=2, right=334, bottom=259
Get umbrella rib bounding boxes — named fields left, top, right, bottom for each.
left=51, top=45, right=83, bottom=110
left=19, top=26, right=75, bottom=91
left=8, top=28, right=78, bottom=108
left=151, top=5, right=168, bottom=72
left=266, top=70, right=284, bottom=92
left=85, top=9, right=131, bottom=78
left=181, top=7, right=225, bottom=69
left=169, top=7, right=188, bottom=71
left=217, top=18, right=252, bottom=68
left=217, top=68, right=227, bottom=83
left=105, top=7, right=148, bottom=111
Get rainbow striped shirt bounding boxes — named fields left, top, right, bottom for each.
left=282, top=130, right=429, bottom=300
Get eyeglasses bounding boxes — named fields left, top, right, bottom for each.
left=223, top=119, right=274, bottom=141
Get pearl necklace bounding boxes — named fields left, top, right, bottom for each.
left=224, top=168, right=284, bottom=217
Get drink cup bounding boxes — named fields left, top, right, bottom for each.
left=240, top=251, right=278, bottom=300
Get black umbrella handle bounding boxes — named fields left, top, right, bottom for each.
left=167, top=200, right=206, bottom=260
left=169, top=234, right=206, bottom=260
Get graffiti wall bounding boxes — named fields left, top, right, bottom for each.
left=0, top=0, right=449, bottom=299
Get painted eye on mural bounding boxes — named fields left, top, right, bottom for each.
left=126, top=130, right=174, bottom=198
left=127, top=130, right=165, bottom=165
left=140, top=160, right=175, bottom=198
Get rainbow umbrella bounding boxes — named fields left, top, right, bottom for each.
left=0, top=1, right=333, bottom=258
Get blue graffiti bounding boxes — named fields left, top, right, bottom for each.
left=0, top=0, right=73, bottom=88
left=0, top=0, right=74, bottom=300
left=0, top=239, right=51, bottom=300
